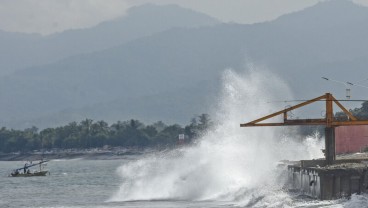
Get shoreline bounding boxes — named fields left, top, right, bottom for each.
left=0, top=148, right=148, bottom=161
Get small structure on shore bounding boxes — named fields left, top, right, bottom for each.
left=240, top=93, right=368, bottom=200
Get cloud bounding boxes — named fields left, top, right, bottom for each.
left=0, top=0, right=129, bottom=35
left=353, top=0, right=368, bottom=6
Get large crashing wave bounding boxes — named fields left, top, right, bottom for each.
left=109, top=68, right=324, bottom=205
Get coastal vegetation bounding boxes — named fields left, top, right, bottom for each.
left=2, top=100, right=368, bottom=154
left=0, top=114, right=212, bottom=153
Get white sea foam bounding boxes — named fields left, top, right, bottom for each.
left=109, top=68, right=330, bottom=205
left=342, top=193, right=368, bottom=208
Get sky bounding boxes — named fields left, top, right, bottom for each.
left=0, top=0, right=367, bottom=35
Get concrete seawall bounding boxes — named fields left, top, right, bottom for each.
left=288, top=159, right=368, bottom=200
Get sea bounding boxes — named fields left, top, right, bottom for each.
left=1, top=69, right=368, bottom=208
left=0, top=157, right=367, bottom=208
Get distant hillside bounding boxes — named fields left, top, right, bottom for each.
left=0, top=4, right=219, bottom=75
left=17, top=80, right=219, bottom=128
left=2, top=0, right=368, bottom=129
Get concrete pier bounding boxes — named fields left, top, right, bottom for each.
left=288, top=159, right=368, bottom=200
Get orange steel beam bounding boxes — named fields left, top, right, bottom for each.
left=243, top=121, right=368, bottom=127
left=240, top=94, right=326, bottom=127
left=240, top=93, right=368, bottom=127
left=333, top=121, right=368, bottom=125
left=326, top=93, right=333, bottom=127
left=332, top=97, right=357, bottom=121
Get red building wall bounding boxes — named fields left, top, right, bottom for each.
left=335, top=126, right=368, bottom=154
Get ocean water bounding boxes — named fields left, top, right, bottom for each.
left=1, top=69, right=368, bottom=207
left=0, top=158, right=239, bottom=208
left=0, top=157, right=367, bottom=208
left=0, top=159, right=121, bottom=208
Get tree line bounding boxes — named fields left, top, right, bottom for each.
left=0, top=114, right=212, bottom=153
left=3, top=100, right=367, bottom=153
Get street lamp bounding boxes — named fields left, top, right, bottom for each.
left=321, top=77, right=351, bottom=99
left=346, top=79, right=368, bottom=89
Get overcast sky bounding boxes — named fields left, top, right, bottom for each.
left=1, top=0, right=367, bottom=35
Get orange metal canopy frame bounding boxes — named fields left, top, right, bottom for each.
left=240, top=93, right=368, bottom=164
left=240, top=93, right=368, bottom=128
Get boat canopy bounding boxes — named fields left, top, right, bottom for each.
left=14, top=160, right=48, bottom=171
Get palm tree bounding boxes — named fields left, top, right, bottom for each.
left=80, top=119, right=93, bottom=148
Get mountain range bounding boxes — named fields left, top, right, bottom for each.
left=0, top=4, right=218, bottom=75
left=1, top=0, right=368, bottom=129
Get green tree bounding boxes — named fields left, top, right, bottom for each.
left=80, top=119, right=93, bottom=148
left=155, top=124, right=183, bottom=146
left=39, top=128, right=56, bottom=149
left=185, top=114, right=213, bottom=140
left=90, top=120, right=109, bottom=147
left=120, top=120, right=149, bottom=146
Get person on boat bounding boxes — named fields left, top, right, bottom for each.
left=24, top=163, right=28, bottom=173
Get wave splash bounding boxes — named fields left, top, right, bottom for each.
left=110, top=68, right=325, bottom=205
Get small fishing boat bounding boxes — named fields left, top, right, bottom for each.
left=9, top=160, right=49, bottom=177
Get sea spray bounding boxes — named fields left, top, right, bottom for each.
left=110, top=68, right=324, bottom=204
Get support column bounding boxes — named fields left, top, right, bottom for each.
left=325, top=93, right=335, bottom=165
left=325, top=127, right=336, bottom=165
